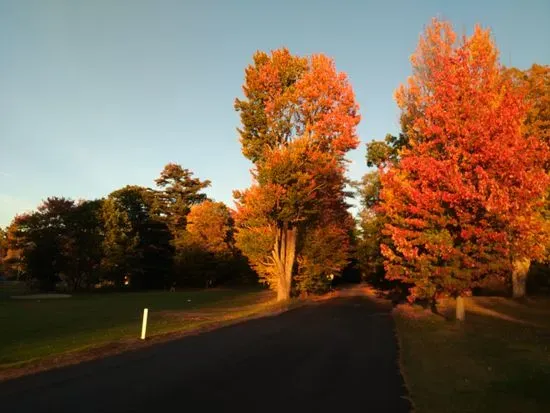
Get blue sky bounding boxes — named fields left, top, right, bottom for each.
left=1, top=0, right=549, bottom=227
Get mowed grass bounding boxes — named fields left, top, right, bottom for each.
left=0, top=284, right=273, bottom=369
left=394, top=296, right=550, bottom=413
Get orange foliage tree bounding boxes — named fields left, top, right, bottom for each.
left=234, top=48, right=360, bottom=300
left=502, top=64, right=550, bottom=296
left=186, top=201, right=234, bottom=256
left=379, top=19, right=549, bottom=319
left=173, top=201, right=238, bottom=287
left=1, top=222, right=25, bottom=279
left=504, top=64, right=550, bottom=147
left=0, top=227, right=5, bottom=277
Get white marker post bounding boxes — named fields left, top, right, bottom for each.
left=141, top=308, right=149, bottom=340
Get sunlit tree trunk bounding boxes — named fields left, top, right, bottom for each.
left=512, top=258, right=531, bottom=298
left=272, top=224, right=297, bottom=301
left=456, top=296, right=465, bottom=322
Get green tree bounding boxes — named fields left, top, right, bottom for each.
left=360, top=133, right=408, bottom=291
left=153, top=164, right=211, bottom=287
left=10, top=198, right=75, bottom=291
left=101, top=196, right=140, bottom=288
left=356, top=172, right=384, bottom=281
left=366, top=133, right=409, bottom=168
left=359, top=129, right=410, bottom=291
left=6, top=198, right=107, bottom=291
left=101, top=186, right=173, bottom=289
left=154, top=163, right=211, bottom=233
left=61, top=199, right=104, bottom=290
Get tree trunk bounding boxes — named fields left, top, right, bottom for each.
left=430, top=294, right=438, bottom=315
left=512, top=257, right=531, bottom=298
left=456, top=296, right=465, bottom=322
left=273, top=224, right=297, bottom=302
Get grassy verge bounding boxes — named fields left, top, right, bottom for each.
left=0, top=286, right=276, bottom=374
left=394, top=296, right=550, bottom=413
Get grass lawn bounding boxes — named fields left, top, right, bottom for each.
left=0, top=284, right=275, bottom=371
left=394, top=296, right=550, bottom=413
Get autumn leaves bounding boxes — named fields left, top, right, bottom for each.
left=377, top=20, right=549, bottom=317
left=233, top=19, right=550, bottom=308
left=234, top=49, right=360, bottom=300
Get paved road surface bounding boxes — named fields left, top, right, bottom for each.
left=1, top=294, right=410, bottom=413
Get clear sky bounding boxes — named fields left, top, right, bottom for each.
left=1, top=0, right=549, bottom=227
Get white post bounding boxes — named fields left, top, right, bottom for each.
left=141, top=308, right=149, bottom=340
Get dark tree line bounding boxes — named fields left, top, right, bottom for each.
left=0, top=164, right=254, bottom=291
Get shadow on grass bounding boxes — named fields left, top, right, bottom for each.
left=395, top=296, right=550, bottom=413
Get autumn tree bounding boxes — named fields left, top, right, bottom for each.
left=295, top=211, right=355, bottom=295
left=2, top=221, right=26, bottom=280
left=502, top=64, right=550, bottom=296
left=379, top=19, right=549, bottom=320
left=504, top=64, right=550, bottom=146
left=234, top=48, right=360, bottom=300
left=173, top=201, right=241, bottom=287
left=186, top=201, right=234, bottom=255
left=152, top=164, right=211, bottom=286
left=0, top=227, right=7, bottom=277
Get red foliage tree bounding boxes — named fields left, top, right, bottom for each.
left=379, top=19, right=549, bottom=319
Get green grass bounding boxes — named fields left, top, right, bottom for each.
left=0, top=281, right=27, bottom=300
left=394, top=296, right=550, bottom=413
left=0, top=284, right=273, bottom=369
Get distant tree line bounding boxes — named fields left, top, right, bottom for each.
left=0, top=164, right=254, bottom=291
